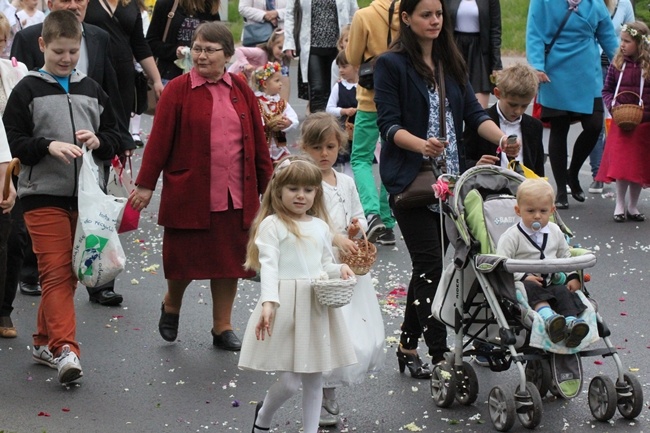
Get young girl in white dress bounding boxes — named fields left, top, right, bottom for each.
left=301, top=113, right=386, bottom=427
left=238, top=155, right=357, bottom=433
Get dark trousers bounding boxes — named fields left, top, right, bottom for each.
left=307, top=48, right=338, bottom=113
left=0, top=211, right=13, bottom=317
left=524, top=280, right=586, bottom=318
left=2, top=197, right=25, bottom=317
left=391, top=198, right=449, bottom=362
left=548, top=107, right=602, bottom=195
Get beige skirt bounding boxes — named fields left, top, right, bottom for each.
left=238, top=279, right=357, bottom=373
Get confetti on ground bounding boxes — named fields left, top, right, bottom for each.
left=403, top=422, right=423, bottom=431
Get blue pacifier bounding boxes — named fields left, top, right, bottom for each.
left=531, top=221, right=542, bottom=231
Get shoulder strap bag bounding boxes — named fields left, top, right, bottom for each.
left=393, top=65, right=447, bottom=210
left=544, top=7, right=574, bottom=57
left=357, top=0, right=397, bottom=90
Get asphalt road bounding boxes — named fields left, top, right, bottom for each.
left=2, top=61, right=650, bottom=433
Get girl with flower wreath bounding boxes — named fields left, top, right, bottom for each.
left=596, top=21, right=650, bottom=222
left=253, top=62, right=299, bottom=164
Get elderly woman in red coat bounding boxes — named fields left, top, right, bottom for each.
left=129, top=22, right=273, bottom=351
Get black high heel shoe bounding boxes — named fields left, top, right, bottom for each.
left=567, top=175, right=585, bottom=202
left=252, top=401, right=269, bottom=433
left=555, top=192, right=569, bottom=210
left=396, top=349, right=432, bottom=379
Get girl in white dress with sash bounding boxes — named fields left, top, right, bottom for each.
left=239, top=155, right=357, bottom=433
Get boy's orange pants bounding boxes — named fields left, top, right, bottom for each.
left=24, top=207, right=80, bottom=358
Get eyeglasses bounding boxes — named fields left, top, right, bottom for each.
left=191, top=46, right=224, bottom=55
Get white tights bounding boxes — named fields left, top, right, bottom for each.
left=615, top=180, right=642, bottom=215
left=254, top=372, right=323, bottom=433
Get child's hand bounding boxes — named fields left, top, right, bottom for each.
left=476, top=154, right=500, bottom=166
left=0, top=182, right=16, bottom=214
left=524, top=274, right=543, bottom=287
left=340, top=264, right=355, bottom=280
left=255, top=301, right=277, bottom=340
left=48, top=141, right=83, bottom=164
left=347, top=217, right=360, bottom=238
left=75, top=130, right=100, bottom=150
left=337, top=237, right=359, bottom=255
left=567, top=279, right=581, bottom=292
left=343, top=107, right=357, bottom=117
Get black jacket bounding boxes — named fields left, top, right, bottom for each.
left=11, top=22, right=134, bottom=152
left=146, top=0, right=220, bottom=80
left=464, top=104, right=545, bottom=177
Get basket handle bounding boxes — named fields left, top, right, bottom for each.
left=2, top=158, right=19, bottom=201
left=613, top=91, right=644, bottom=107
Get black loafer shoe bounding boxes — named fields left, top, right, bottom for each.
left=159, top=303, right=179, bottom=342
left=212, top=329, right=242, bottom=351
left=89, top=289, right=123, bottom=306
left=613, top=214, right=626, bottom=223
left=626, top=212, right=645, bottom=222
left=19, top=282, right=42, bottom=296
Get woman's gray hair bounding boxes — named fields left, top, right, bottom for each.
left=191, top=21, right=235, bottom=58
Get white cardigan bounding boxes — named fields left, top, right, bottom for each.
left=283, top=0, right=358, bottom=83
left=238, top=0, right=288, bottom=26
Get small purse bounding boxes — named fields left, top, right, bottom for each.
left=393, top=65, right=447, bottom=210
left=242, top=21, right=275, bottom=47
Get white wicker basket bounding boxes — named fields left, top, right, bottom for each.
left=312, top=277, right=357, bottom=308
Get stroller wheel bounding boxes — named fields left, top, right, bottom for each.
left=430, top=359, right=456, bottom=408
left=525, top=360, right=552, bottom=398
left=488, top=385, right=516, bottom=432
left=515, top=382, right=543, bottom=429
left=454, top=361, right=479, bottom=406
left=617, top=373, right=644, bottom=419
left=588, top=375, right=617, bottom=421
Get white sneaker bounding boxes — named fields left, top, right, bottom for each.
left=32, top=345, right=57, bottom=369
left=56, top=345, right=83, bottom=384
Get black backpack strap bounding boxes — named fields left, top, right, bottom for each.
left=545, top=8, right=573, bottom=56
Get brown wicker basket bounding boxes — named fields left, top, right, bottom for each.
left=611, top=91, right=643, bottom=131
left=339, top=229, right=377, bottom=276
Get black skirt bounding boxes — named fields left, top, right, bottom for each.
left=454, top=32, right=492, bottom=94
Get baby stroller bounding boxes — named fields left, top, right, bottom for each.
left=429, top=165, right=643, bottom=431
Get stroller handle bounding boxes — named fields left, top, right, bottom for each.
left=501, top=253, right=597, bottom=274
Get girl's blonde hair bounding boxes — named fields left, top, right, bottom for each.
left=245, top=155, right=330, bottom=270
left=613, top=21, right=650, bottom=80
left=300, top=112, right=349, bottom=155
left=259, top=29, right=287, bottom=62
left=337, top=24, right=351, bottom=51
left=0, top=13, right=10, bottom=40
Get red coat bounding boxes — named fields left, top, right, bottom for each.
left=136, top=71, right=273, bottom=229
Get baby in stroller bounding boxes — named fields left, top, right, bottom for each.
left=496, top=179, right=589, bottom=348
left=429, top=165, right=643, bottom=431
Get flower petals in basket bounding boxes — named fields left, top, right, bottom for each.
left=312, top=276, right=357, bottom=308
left=339, top=229, right=377, bottom=276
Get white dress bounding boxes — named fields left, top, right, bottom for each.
left=322, top=172, right=386, bottom=386
left=238, top=215, right=357, bottom=373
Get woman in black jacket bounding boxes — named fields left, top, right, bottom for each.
left=85, top=0, right=164, bottom=125
left=374, top=0, right=516, bottom=378
left=146, top=0, right=221, bottom=81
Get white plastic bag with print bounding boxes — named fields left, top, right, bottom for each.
left=72, top=148, right=127, bottom=287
